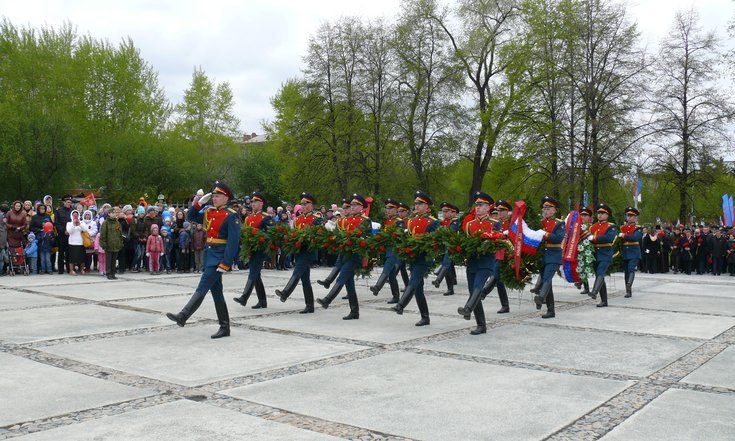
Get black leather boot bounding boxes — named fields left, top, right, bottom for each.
left=497, top=282, right=509, bottom=313
left=588, top=276, right=604, bottom=300
left=386, top=277, right=400, bottom=304
left=233, top=279, right=255, bottom=307
left=301, top=284, right=315, bottom=313
left=251, top=279, right=267, bottom=309
left=481, top=275, right=497, bottom=299
left=443, top=268, right=456, bottom=296
left=529, top=276, right=543, bottom=294
left=343, top=291, right=359, bottom=320
left=276, top=273, right=300, bottom=302
left=393, top=284, right=415, bottom=315
left=580, top=281, right=590, bottom=294
left=625, top=272, right=634, bottom=298
left=211, top=301, right=230, bottom=338
left=317, top=266, right=340, bottom=289
left=370, top=270, right=390, bottom=296
left=534, top=281, right=552, bottom=310
left=597, top=281, right=608, bottom=307
left=415, top=295, right=430, bottom=326
left=431, top=265, right=448, bottom=288
left=542, top=287, right=555, bottom=318
left=166, top=292, right=205, bottom=327
left=400, top=265, right=409, bottom=287
left=317, top=280, right=344, bottom=309
left=458, top=285, right=484, bottom=320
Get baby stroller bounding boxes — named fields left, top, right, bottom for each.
left=8, top=247, right=29, bottom=276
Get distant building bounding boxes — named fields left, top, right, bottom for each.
left=240, top=132, right=268, bottom=144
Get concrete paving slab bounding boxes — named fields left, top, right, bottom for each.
left=0, top=352, right=152, bottom=427
left=40, top=327, right=362, bottom=387
left=681, top=346, right=735, bottom=389
left=242, top=306, right=470, bottom=344
left=527, top=306, right=735, bottom=339
left=25, top=280, right=192, bottom=301
left=224, top=351, right=631, bottom=441
left=615, top=292, right=735, bottom=316
left=0, top=304, right=172, bottom=344
left=110, top=294, right=307, bottom=320
left=0, top=291, right=73, bottom=310
left=601, top=389, right=735, bottom=441
left=368, top=291, right=541, bottom=317
left=0, top=274, right=108, bottom=288
left=420, top=324, right=701, bottom=377
left=645, top=282, right=735, bottom=298
left=13, top=399, right=342, bottom=441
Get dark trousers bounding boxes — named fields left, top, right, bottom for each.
left=712, top=257, right=725, bottom=275
left=57, top=234, right=69, bottom=274
left=645, top=254, right=658, bottom=273
left=106, top=251, right=118, bottom=277
left=467, top=268, right=491, bottom=327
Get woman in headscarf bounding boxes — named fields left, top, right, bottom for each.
left=6, top=201, right=27, bottom=248
left=66, top=210, right=89, bottom=275
left=81, top=210, right=98, bottom=273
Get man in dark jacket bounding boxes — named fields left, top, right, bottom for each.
left=54, top=195, right=73, bottom=274
left=711, top=228, right=728, bottom=276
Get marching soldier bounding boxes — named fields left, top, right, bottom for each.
left=317, top=194, right=372, bottom=319
left=619, top=207, right=642, bottom=297
left=574, top=206, right=594, bottom=294
left=369, top=198, right=405, bottom=303
left=275, top=192, right=323, bottom=313
left=395, top=201, right=411, bottom=290
left=532, top=196, right=566, bottom=318
left=233, top=192, right=274, bottom=309
left=317, top=198, right=350, bottom=289
left=392, top=191, right=440, bottom=326
left=166, top=181, right=241, bottom=338
left=487, top=199, right=512, bottom=313
left=432, top=202, right=460, bottom=296
left=457, top=192, right=497, bottom=334
left=587, top=203, right=618, bottom=307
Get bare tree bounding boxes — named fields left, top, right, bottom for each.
left=649, top=9, right=734, bottom=221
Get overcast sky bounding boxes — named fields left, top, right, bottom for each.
left=3, top=0, right=734, bottom=134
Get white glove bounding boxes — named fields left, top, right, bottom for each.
left=586, top=235, right=593, bottom=242
left=618, top=233, right=624, bottom=238
left=196, top=189, right=204, bottom=197
left=645, top=249, right=649, bottom=254
left=216, top=266, right=226, bottom=273
left=198, top=192, right=212, bottom=206
left=503, top=230, right=509, bottom=235
left=146, top=252, right=150, bottom=257
left=160, top=252, right=164, bottom=256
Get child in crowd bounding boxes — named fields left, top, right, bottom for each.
left=161, top=225, right=173, bottom=274
left=94, top=227, right=106, bottom=276
left=24, top=232, right=38, bottom=274
left=177, top=221, right=191, bottom=273
left=99, top=206, right=123, bottom=280
left=192, top=222, right=205, bottom=273
left=37, top=222, right=54, bottom=274
left=146, top=224, right=164, bottom=275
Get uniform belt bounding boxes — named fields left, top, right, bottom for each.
left=544, top=244, right=562, bottom=248
left=206, top=238, right=227, bottom=244
left=623, top=242, right=639, bottom=245
left=594, top=244, right=613, bottom=248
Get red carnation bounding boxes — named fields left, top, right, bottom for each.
left=259, top=237, right=265, bottom=243
left=291, top=232, right=297, bottom=238
left=432, top=244, right=438, bottom=250
left=356, top=230, right=362, bottom=236
left=360, top=240, right=367, bottom=247
left=375, top=234, right=381, bottom=240
left=269, top=244, right=277, bottom=250
left=379, top=245, right=385, bottom=252
left=296, top=241, right=302, bottom=248
left=456, top=246, right=462, bottom=252
left=405, top=247, right=412, bottom=253
left=346, top=239, right=352, bottom=246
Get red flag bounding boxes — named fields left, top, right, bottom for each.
left=79, top=193, right=96, bottom=207
left=509, top=201, right=527, bottom=280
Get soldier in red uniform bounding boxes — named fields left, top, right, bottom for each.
left=233, top=192, right=274, bottom=309
left=166, top=181, right=241, bottom=339
left=317, top=194, right=372, bottom=319
left=432, top=202, right=460, bottom=296
left=369, top=198, right=405, bottom=303
left=532, top=196, right=566, bottom=318
left=276, top=192, right=323, bottom=313
left=487, top=199, right=512, bottom=313
left=393, top=191, right=440, bottom=326
left=457, top=191, right=498, bottom=334
left=317, top=198, right=350, bottom=289
left=395, top=201, right=411, bottom=290
left=587, top=203, right=618, bottom=307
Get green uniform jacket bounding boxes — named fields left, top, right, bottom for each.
left=99, top=219, right=124, bottom=252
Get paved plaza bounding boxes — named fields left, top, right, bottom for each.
left=1, top=267, right=734, bottom=440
